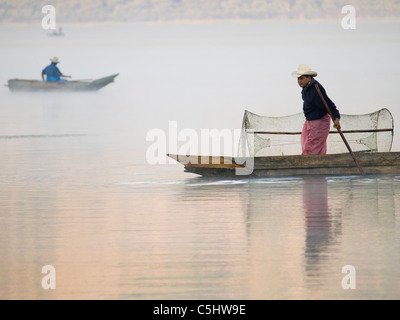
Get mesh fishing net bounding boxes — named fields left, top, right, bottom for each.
left=238, top=108, right=394, bottom=157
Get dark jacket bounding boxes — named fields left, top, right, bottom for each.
left=302, top=78, right=340, bottom=121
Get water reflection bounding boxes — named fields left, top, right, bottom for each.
left=179, top=175, right=400, bottom=299
left=301, top=176, right=399, bottom=298
left=302, top=177, right=341, bottom=286
left=1, top=166, right=399, bottom=299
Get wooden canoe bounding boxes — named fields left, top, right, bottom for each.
left=6, top=74, right=119, bottom=92
left=168, top=152, right=400, bottom=177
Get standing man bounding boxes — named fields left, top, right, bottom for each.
left=292, top=64, right=341, bottom=155
left=42, top=57, right=71, bottom=82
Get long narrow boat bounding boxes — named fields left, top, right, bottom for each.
left=168, top=152, right=400, bottom=177
left=169, top=108, right=398, bottom=177
left=6, top=74, right=119, bottom=92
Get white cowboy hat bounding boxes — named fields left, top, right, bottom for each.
left=292, top=64, right=318, bottom=78
left=50, top=57, right=60, bottom=64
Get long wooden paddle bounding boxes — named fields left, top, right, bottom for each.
left=314, top=83, right=365, bottom=175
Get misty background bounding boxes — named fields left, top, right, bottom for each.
left=1, top=1, right=399, bottom=163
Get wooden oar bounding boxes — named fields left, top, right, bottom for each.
left=314, top=83, right=365, bottom=175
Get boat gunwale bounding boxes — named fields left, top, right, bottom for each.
left=168, top=152, right=400, bottom=171
left=7, top=74, right=119, bottom=92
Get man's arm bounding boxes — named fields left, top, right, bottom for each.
left=56, top=66, right=71, bottom=79
left=314, top=85, right=341, bottom=120
left=314, top=83, right=341, bottom=130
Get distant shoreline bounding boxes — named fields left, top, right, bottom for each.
left=2, top=0, right=400, bottom=27
left=1, top=17, right=399, bottom=28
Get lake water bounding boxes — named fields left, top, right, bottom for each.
left=0, top=21, right=400, bottom=300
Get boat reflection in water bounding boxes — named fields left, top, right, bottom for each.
left=301, top=176, right=398, bottom=298
left=179, top=173, right=399, bottom=299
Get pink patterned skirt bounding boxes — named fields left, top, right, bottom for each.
left=301, top=113, right=331, bottom=155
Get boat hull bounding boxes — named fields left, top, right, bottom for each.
left=6, top=74, right=119, bottom=92
left=168, top=152, right=400, bottom=177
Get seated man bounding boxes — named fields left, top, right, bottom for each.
left=42, top=57, right=71, bottom=82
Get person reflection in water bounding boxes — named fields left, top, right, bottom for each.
left=302, top=178, right=335, bottom=277
left=42, top=57, right=71, bottom=82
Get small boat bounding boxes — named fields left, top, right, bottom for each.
left=168, top=152, right=400, bottom=177
left=48, top=27, right=65, bottom=37
left=6, top=74, right=119, bottom=92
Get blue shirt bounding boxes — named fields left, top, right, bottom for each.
left=42, top=63, right=62, bottom=82
left=302, top=79, right=341, bottom=121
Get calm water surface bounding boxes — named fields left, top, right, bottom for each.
left=1, top=156, right=399, bottom=299
left=0, top=22, right=400, bottom=300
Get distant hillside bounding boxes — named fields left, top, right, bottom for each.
left=1, top=0, right=399, bottom=24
